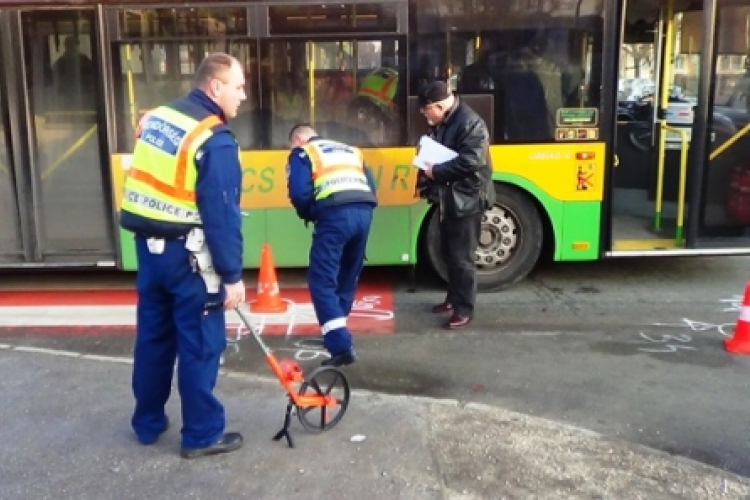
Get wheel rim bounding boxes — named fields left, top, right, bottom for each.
left=297, top=366, right=350, bottom=433
left=476, top=204, right=520, bottom=273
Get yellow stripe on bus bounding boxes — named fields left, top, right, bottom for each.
left=612, top=239, right=680, bottom=251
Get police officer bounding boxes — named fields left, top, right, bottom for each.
left=348, top=67, right=401, bottom=144
left=119, top=53, right=247, bottom=459
left=286, top=124, right=377, bottom=367
left=356, top=67, right=399, bottom=117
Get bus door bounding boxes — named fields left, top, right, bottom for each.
left=611, top=0, right=750, bottom=255
left=0, top=9, right=114, bottom=266
left=688, top=0, right=750, bottom=248
left=611, top=0, right=691, bottom=253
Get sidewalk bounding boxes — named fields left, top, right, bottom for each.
left=0, top=270, right=394, bottom=336
left=2, top=346, right=748, bottom=500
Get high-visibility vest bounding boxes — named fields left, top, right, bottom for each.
left=357, top=68, right=399, bottom=114
left=120, top=102, right=222, bottom=225
left=302, top=139, right=373, bottom=202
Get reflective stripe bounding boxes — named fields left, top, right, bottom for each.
left=123, top=189, right=201, bottom=223
left=740, top=306, right=750, bottom=322
left=302, top=139, right=370, bottom=201
left=310, top=165, right=363, bottom=180
left=175, top=115, right=222, bottom=190
left=316, top=175, right=370, bottom=196
left=128, top=167, right=195, bottom=201
left=358, top=69, right=398, bottom=111
left=359, top=75, right=396, bottom=104
left=321, top=317, right=347, bottom=334
left=121, top=103, right=223, bottom=225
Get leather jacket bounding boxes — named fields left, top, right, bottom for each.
left=416, top=97, right=495, bottom=219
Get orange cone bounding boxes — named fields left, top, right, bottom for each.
left=725, top=281, right=750, bottom=354
left=250, top=244, right=288, bottom=313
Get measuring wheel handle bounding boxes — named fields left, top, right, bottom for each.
left=296, top=366, right=351, bottom=433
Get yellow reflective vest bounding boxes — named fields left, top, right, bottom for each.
left=302, top=139, right=373, bottom=202
left=357, top=68, right=399, bottom=114
left=120, top=104, right=222, bottom=225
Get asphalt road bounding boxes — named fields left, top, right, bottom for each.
left=4, top=255, right=750, bottom=477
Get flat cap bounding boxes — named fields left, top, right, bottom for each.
left=417, top=81, right=451, bottom=107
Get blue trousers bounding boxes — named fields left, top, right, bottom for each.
left=131, top=236, right=227, bottom=449
left=308, top=204, right=373, bottom=355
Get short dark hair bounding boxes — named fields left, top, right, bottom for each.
left=288, top=123, right=315, bottom=142
left=193, top=53, right=236, bottom=89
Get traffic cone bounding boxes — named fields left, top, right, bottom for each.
left=725, top=281, right=750, bottom=354
left=250, top=244, right=288, bottom=313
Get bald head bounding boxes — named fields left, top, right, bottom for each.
left=193, top=52, right=246, bottom=119
left=288, top=124, right=318, bottom=149
left=193, top=53, right=237, bottom=90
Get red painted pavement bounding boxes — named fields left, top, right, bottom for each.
left=0, top=282, right=394, bottom=336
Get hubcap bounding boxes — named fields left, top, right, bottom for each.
left=475, top=205, right=519, bottom=271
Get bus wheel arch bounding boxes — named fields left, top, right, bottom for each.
left=420, top=182, right=546, bottom=292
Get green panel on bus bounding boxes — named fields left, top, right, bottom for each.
left=560, top=202, right=601, bottom=261
left=263, top=206, right=414, bottom=267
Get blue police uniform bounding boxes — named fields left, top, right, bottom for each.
left=286, top=137, right=377, bottom=357
left=120, top=89, right=243, bottom=450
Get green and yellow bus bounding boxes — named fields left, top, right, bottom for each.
left=0, top=0, right=748, bottom=289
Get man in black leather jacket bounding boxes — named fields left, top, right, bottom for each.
left=416, top=81, right=495, bottom=329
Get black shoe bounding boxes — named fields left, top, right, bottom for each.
left=321, top=348, right=357, bottom=367
left=180, top=432, right=243, bottom=459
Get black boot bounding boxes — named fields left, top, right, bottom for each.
left=180, top=432, right=243, bottom=459
left=321, top=348, right=357, bottom=367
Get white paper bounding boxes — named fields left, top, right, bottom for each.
left=412, top=135, right=458, bottom=170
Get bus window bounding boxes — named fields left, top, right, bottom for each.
left=262, top=3, right=407, bottom=149
left=409, top=0, right=603, bottom=143
left=259, top=38, right=406, bottom=149
left=109, top=7, right=257, bottom=152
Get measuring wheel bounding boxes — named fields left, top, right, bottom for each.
left=296, top=366, right=350, bottom=433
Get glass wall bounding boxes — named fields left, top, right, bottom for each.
left=0, top=37, right=23, bottom=261
left=21, top=10, right=113, bottom=254
left=111, top=7, right=257, bottom=152
left=263, top=3, right=406, bottom=148
left=111, top=4, right=406, bottom=151
left=112, top=40, right=259, bottom=152
left=409, top=0, right=604, bottom=143
left=259, top=38, right=406, bottom=148
left=703, top=4, right=750, bottom=234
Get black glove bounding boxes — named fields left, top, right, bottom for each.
left=414, top=170, right=440, bottom=204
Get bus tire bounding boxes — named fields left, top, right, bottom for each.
left=423, top=183, right=543, bottom=292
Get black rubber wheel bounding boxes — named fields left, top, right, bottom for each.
left=423, top=183, right=543, bottom=291
left=296, top=366, right=350, bottom=433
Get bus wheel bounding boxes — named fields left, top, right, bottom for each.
left=424, top=183, right=543, bottom=292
